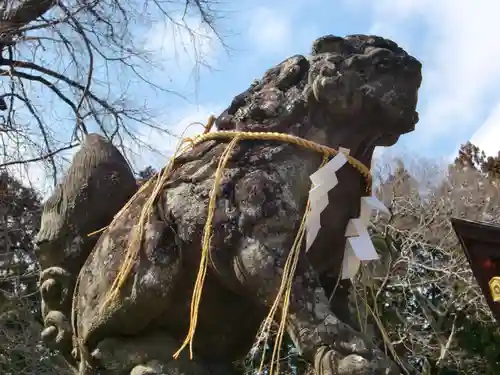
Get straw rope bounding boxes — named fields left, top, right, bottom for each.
left=78, top=117, right=373, bottom=364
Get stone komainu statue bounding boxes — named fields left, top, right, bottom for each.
left=35, top=34, right=422, bottom=375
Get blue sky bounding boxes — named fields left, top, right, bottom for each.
left=7, top=0, right=500, bottom=194
left=138, top=0, right=500, bottom=162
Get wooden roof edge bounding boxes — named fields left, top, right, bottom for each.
left=451, top=217, right=500, bottom=244
left=451, top=217, right=500, bottom=323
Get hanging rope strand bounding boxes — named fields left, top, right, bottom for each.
left=81, top=117, right=373, bottom=363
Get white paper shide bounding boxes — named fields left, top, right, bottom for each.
left=306, top=152, right=348, bottom=251
left=305, top=148, right=390, bottom=280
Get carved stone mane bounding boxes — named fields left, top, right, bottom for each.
left=36, top=133, right=137, bottom=269
left=35, top=134, right=137, bottom=363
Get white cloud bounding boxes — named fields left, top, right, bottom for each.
left=470, top=101, right=500, bottom=157
left=346, top=0, right=500, bottom=141
left=247, top=7, right=292, bottom=54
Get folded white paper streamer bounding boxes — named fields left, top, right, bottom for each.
left=304, top=146, right=390, bottom=280
left=306, top=152, right=348, bottom=251
left=341, top=196, right=390, bottom=279
left=359, top=196, right=390, bottom=225
left=341, top=239, right=361, bottom=280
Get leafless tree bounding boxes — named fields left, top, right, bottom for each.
left=0, top=0, right=225, bottom=191
left=0, top=170, right=74, bottom=374
left=351, top=156, right=500, bottom=374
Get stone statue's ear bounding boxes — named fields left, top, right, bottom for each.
left=37, top=133, right=137, bottom=244
left=273, top=55, right=310, bottom=91
left=312, top=35, right=354, bottom=56
left=216, top=55, right=310, bottom=133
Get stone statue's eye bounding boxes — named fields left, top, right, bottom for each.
left=371, top=48, right=393, bottom=67
left=375, top=57, right=392, bottom=71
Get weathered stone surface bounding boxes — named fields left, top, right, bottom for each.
left=35, top=133, right=138, bottom=365
left=36, top=34, right=422, bottom=375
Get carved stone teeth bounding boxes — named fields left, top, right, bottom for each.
left=312, top=78, right=322, bottom=102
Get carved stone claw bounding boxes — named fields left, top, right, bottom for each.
left=40, top=278, right=61, bottom=304
left=43, top=310, right=72, bottom=348
left=315, top=345, right=401, bottom=375
left=129, top=363, right=164, bottom=375
left=40, top=266, right=72, bottom=309
left=41, top=325, right=58, bottom=344
left=40, top=266, right=71, bottom=282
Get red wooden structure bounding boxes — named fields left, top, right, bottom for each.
left=451, top=217, right=500, bottom=322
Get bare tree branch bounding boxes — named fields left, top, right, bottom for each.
left=0, top=0, right=226, bottom=192
left=355, top=156, right=500, bottom=373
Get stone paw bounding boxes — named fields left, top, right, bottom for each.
left=130, top=362, right=165, bottom=375
left=41, top=310, right=72, bottom=349
left=39, top=267, right=72, bottom=312
left=129, top=360, right=211, bottom=375
left=315, top=346, right=400, bottom=375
